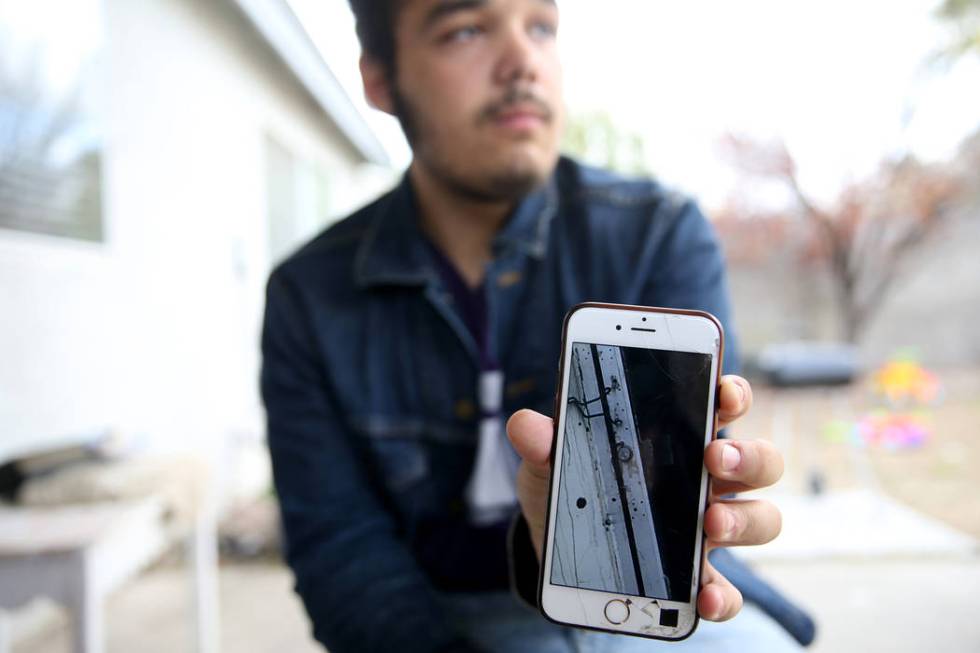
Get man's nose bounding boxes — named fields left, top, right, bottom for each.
left=492, top=22, right=540, bottom=85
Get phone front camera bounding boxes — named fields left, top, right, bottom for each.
left=616, top=325, right=622, bottom=331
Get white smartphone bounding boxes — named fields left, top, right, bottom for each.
left=539, top=302, right=724, bottom=641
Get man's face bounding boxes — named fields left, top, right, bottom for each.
left=388, top=0, right=564, bottom=201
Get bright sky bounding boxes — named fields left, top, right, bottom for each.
left=289, top=0, right=980, bottom=209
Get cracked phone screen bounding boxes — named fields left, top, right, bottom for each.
left=550, top=342, right=712, bottom=601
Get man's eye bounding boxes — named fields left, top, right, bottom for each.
left=444, top=25, right=483, bottom=43
left=529, top=21, right=557, bottom=39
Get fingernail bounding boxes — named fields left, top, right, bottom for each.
left=734, top=381, right=746, bottom=405
left=721, top=444, right=741, bottom=472
left=723, top=510, right=736, bottom=538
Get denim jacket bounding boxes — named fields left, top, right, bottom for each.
left=261, top=157, right=810, bottom=653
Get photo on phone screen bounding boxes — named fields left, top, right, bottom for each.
left=550, top=342, right=712, bottom=601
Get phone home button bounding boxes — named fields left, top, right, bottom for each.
left=604, top=599, right=630, bottom=625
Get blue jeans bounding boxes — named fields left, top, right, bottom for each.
left=436, top=591, right=803, bottom=653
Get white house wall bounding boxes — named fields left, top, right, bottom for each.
left=0, top=0, right=394, bottom=495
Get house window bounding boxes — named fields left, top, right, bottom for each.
left=0, top=1, right=104, bottom=242
left=264, top=135, right=330, bottom=264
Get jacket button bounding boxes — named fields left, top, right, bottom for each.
left=454, top=399, right=476, bottom=420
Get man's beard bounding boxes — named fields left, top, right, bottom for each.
left=391, top=84, right=553, bottom=203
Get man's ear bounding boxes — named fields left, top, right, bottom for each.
left=360, top=55, right=396, bottom=116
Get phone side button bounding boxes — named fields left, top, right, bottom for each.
left=603, top=599, right=630, bottom=625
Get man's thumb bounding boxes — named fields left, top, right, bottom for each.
left=506, top=409, right=553, bottom=478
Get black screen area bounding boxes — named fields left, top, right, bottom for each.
left=550, top=342, right=712, bottom=601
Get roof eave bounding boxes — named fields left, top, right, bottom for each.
left=229, top=0, right=390, bottom=166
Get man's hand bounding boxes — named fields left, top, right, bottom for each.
left=506, top=375, right=782, bottom=622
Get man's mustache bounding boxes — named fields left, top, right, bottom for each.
left=478, top=88, right=554, bottom=124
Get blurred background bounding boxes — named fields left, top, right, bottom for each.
left=0, top=0, right=977, bottom=651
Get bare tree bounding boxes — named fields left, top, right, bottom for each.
left=719, top=134, right=970, bottom=342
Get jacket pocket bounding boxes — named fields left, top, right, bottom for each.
left=367, top=437, right=429, bottom=493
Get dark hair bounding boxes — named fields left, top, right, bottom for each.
left=348, top=0, right=399, bottom=77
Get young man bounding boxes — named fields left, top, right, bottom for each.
left=261, top=1, right=800, bottom=651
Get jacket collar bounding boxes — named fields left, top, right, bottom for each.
left=354, top=169, right=558, bottom=289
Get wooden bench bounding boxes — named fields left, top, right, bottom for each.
left=0, top=497, right=219, bottom=653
